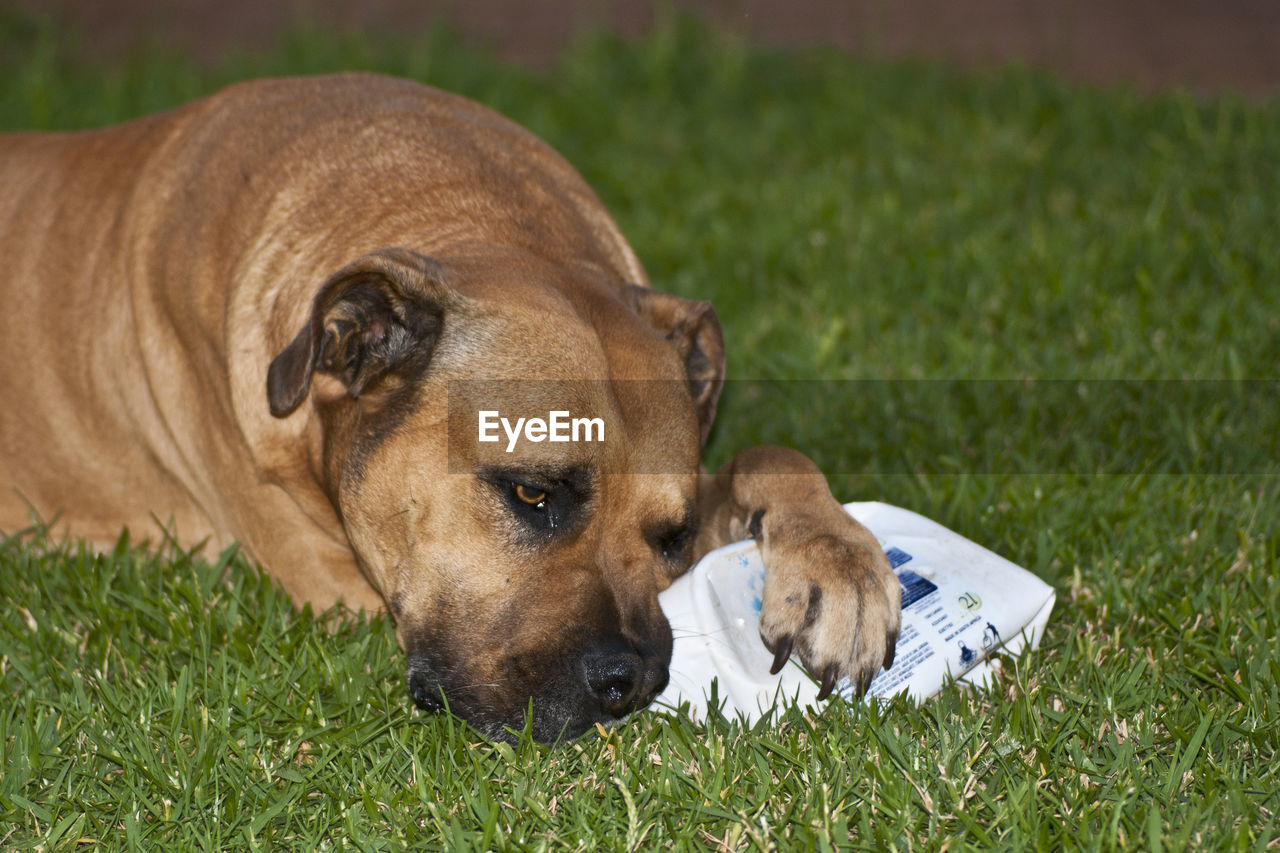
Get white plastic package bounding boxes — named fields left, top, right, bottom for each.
left=655, top=502, right=1056, bottom=722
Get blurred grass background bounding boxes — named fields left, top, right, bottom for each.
left=2, top=7, right=1278, bottom=851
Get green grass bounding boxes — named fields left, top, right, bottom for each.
left=3, top=10, right=1279, bottom=851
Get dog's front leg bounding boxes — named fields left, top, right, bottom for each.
left=694, top=445, right=901, bottom=699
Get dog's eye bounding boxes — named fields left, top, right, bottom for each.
left=505, top=479, right=557, bottom=536
left=482, top=467, right=593, bottom=541
left=654, top=523, right=694, bottom=562
left=514, top=483, right=547, bottom=508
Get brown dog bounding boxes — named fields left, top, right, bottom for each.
left=0, top=73, right=899, bottom=742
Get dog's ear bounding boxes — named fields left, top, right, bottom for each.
left=624, top=284, right=726, bottom=445
left=267, top=248, right=464, bottom=418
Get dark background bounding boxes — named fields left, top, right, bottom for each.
left=12, top=0, right=1280, bottom=96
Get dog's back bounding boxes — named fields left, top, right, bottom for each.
left=0, top=109, right=202, bottom=541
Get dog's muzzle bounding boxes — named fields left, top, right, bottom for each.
left=405, top=631, right=670, bottom=742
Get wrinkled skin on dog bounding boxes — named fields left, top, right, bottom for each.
left=0, top=74, right=900, bottom=743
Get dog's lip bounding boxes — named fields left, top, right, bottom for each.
left=411, top=686, right=444, bottom=711
left=406, top=668, right=445, bottom=711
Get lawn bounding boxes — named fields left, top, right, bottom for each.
left=2, top=11, right=1278, bottom=851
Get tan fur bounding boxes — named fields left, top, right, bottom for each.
left=0, top=74, right=899, bottom=741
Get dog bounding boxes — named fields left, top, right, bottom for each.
left=0, top=73, right=900, bottom=743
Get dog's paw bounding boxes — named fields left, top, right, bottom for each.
left=753, top=507, right=902, bottom=700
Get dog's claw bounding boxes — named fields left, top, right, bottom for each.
left=816, top=663, right=839, bottom=701
left=858, top=668, right=874, bottom=699
left=769, top=635, right=794, bottom=675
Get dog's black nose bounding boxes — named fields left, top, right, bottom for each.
left=582, top=638, right=667, bottom=719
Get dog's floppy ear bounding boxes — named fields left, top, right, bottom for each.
left=267, top=248, right=464, bottom=418
left=624, top=284, right=726, bottom=445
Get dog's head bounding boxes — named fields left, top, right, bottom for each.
left=267, top=247, right=724, bottom=742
